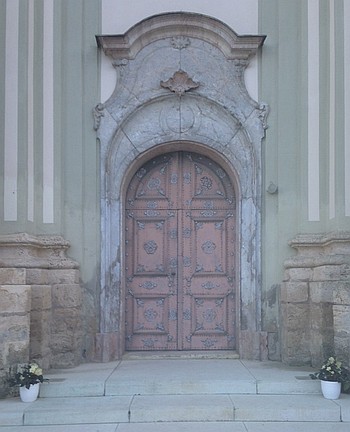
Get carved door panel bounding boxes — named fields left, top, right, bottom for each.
left=125, top=152, right=236, bottom=351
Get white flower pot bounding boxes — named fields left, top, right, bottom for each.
left=19, top=383, right=40, bottom=402
left=321, top=380, right=341, bottom=400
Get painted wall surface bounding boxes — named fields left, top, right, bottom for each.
left=1, top=0, right=349, bottom=360
left=0, top=0, right=101, bottom=354
left=260, top=0, right=350, bottom=346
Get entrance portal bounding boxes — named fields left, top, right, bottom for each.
left=95, top=12, right=267, bottom=361
left=125, top=151, right=236, bottom=351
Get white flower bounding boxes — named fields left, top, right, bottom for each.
left=29, top=363, right=39, bottom=374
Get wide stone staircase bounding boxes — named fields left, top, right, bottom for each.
left=1, top=354, right=350, bottom=431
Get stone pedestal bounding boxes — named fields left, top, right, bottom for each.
left=0, top=233, right=83, bottom=396
left=0, top=281, right=31, bottom=398
left=281, top=232, right=350, bottom=367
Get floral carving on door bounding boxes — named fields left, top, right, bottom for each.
left=125, top=152, right=236, bottom=350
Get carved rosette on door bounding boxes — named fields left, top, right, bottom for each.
left=125, top=152, right=236, bottom=351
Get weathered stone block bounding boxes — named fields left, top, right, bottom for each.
left=313, top=264, right=350, bottom=281
left=0, top=268, right=26, bottom=285
left=50, top=333, right=76, bottom=354
left=281, top=329, right=310, bottom=365
left=29, top=339, right=51, bottom=370
left=309, top=282, right=334, bottom=303
left=333, top=305, right=350, bottom=366
left=51, top=308, right=82, bottom=333
left=50, top=351, right=79, bottom=368
left=0, top=285, right=31, bottom=314
left=280, top=282, right=308, bottom=302
left=239, top=330, right=268, bottom=361
left=310, top=303, right=333, bottom=329
left=52, top=284, right=82, bottom=308
left=333, top=305, right=350, bottom=336
left=283, top=267, right=312, bottom=282
left=0, top=314, right=31, bottom=344
left=25, top=269, right=49, bottom=285
left=47, top=269, right=80, bottom=284
left=280, top=303, right=309, bottom=330
left=267, top=332, right=280, bottom=361
left=309, top=303, right=334, bottom=365
left=6, top=341, right=30, bottom=365
left=333, top=282, right=350, bottom=305
left=30, top=310, right=52, bottom=342
left=31, top=285, right=52, bottom=310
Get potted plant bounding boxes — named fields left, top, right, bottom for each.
left=9, top=362, right=48, bottom=402
left=310, top=356, right=350, bottom=399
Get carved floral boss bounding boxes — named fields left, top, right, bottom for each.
left=161, top=70, right=199, bottom=96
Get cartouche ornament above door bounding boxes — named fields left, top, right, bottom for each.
left=160, top=70, right=199, bottom=96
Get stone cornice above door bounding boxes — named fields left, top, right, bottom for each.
left=96, top=12, right=266, bottom=61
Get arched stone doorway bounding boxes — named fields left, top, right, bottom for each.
left=94, top=12, right=268, bottom=361
left=125, top=150, right=237, bottom=351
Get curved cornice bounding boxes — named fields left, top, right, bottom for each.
left=96, top=12, right=266, bottom=60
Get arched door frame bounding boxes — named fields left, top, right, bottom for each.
left=122, top=144, right=240, bottom=352
left=94, top=12, right=268, bottom=361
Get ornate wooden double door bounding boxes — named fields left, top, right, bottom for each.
left=125, top=151, right=236, bottom=351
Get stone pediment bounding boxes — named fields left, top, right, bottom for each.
left=94, top=13, right=268, bottom=137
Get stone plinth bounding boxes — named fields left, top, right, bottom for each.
left=281, top=231, right=350, bottom=367
left=0, top=233, right=82, bottom=397
left=0, top=283, right=31, bottom=398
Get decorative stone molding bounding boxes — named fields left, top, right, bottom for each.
left=281, top=231, right=350, bottom=367
left=0, top=233, right=79, bottom=269
left=95, top=12, right=267, bottom=361
left=93, top=103, right=105, bottom=131
left=96, top=12, right=266, bottom=61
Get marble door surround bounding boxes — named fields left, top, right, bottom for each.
left=94, top=12, right=268, bottom=360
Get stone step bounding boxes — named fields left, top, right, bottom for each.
left=1, top=423, right=350, bottom=432
left=3, top=360, right=350, bottom=429
left=39, top=359, right=321, bottom=398
left=1, top=394, right=350, bottom=426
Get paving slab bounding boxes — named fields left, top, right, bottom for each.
left=244, top=422, right=350, bottom=431
left=116, top=422, right=247, bottom=432
left=0, top=426, right=118, bottom=432
left=241, top=359, right=319, bottom=394
left=0, top=399, right=26, bottom=426
left=40, top=361, right=120, bottom=398
left=130, top=394, right=234, bottom=422
left=22, top=396, right=132, bottom=425
left=106, top=359, right=256, bottom=395
left=333, top=394, right=350, bottom=421
left=231, top=394, right=341, bottom=422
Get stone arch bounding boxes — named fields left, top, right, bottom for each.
left=95, top=12, right=268, bottom=360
